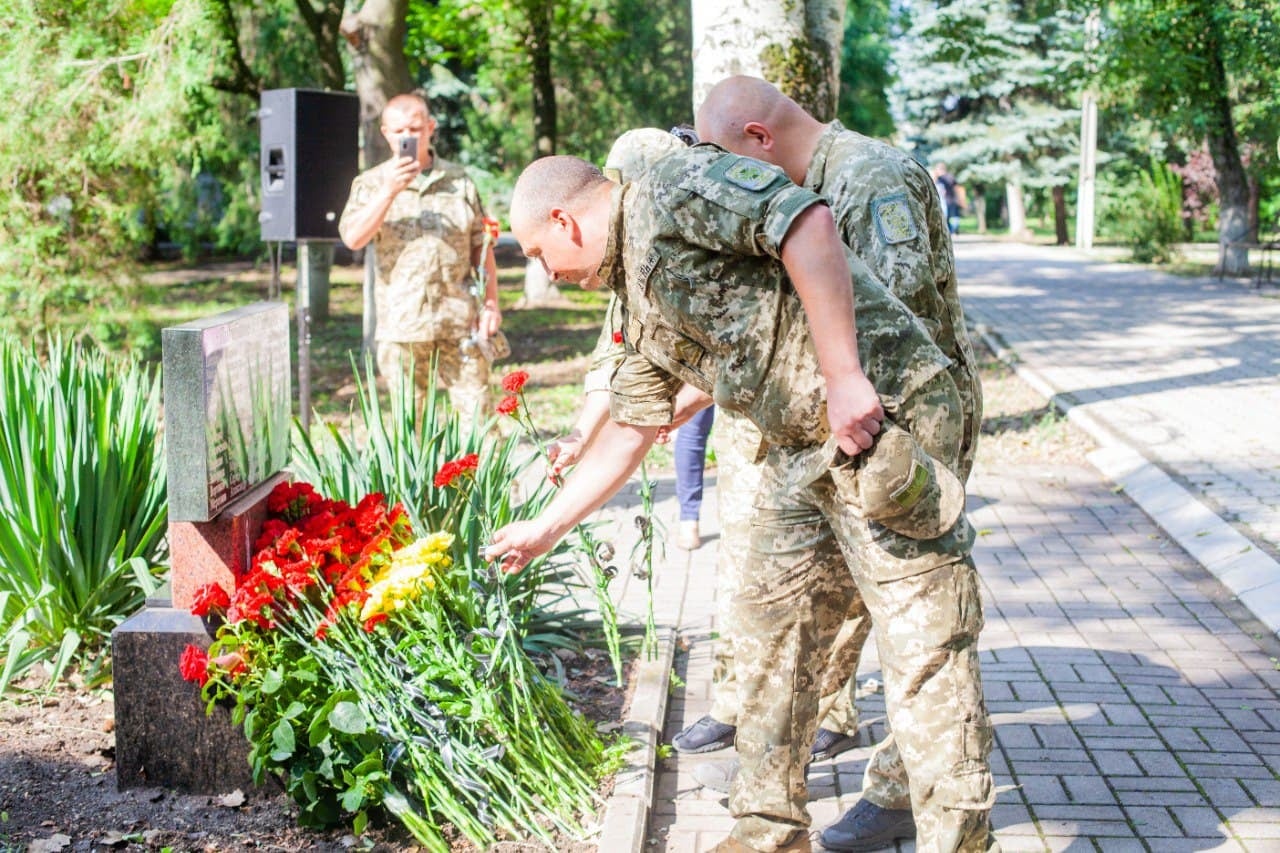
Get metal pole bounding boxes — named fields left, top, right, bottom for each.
left=296, top=240, right=313, bottom=432
left=1076, top=10, right=1101, bottom=251
left=361, top=245, right=376, bottom=362
left=1077, top=93, right=1098, bottom=251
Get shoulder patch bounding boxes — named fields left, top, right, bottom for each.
left=722, top=157, right=783, bottom=192
left=636, top=247, right=661, bottom=285
left=871, top=193, right=918, bottom=245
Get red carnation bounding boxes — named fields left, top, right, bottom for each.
left=501, top=370, right=530, bottom=393
left=179, top=644, right=210, bottom=686
left=363, top=613, right=389, bottom=632
left=496, top=395, right=520, bottom=416
left=483, top=217, right=501, bottom=242
left=434, top=453, right=480, bottom=488
left=612, top=331, right=623, bottom=344
left=190, top=583, right=231, bottom=617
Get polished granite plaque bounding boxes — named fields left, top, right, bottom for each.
left=162, top=302, right=291, bottom=522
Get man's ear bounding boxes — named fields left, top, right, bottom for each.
left=742, top=121, right=775, bottom=152
left=549, top=207, right=581, bottom=241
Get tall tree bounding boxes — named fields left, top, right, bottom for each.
left=893, top=0, right=1086, bottom=240
left=692, top=0, right=846, bottom=118
left=341, top=0, right=413, bottom=167
left=1099, top=0, right=1280, bottom=275
left=838, top=0, right=895, bottom=139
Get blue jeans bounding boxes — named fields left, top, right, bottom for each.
left=675, top=406, right=716, bottom=521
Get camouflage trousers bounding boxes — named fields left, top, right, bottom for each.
left=708, top=412, right=871, bottom=739
left=728, top=373, right=996, bottom=853
left=952, top=353, right=983, bottom=484
left=375, top=339, right=491, bottom=422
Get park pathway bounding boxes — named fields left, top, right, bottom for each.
left=619, top=242, right=1280, bottom=852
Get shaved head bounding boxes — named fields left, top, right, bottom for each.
left=696, top=75, right=790, bottom=144
left=510, top=155, right=615, bottom=288
left=510, top=155, right=609, bottom=231
left=694, top=75, right=825, bottom=184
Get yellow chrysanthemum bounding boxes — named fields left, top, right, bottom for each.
left=359, top=532, right=454, bottom=621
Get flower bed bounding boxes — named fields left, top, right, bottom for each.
left=180, top=476, right=621, bottom=851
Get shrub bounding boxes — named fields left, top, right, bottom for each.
left=1101, top=159, right=1184, bottom=263
left=0, top=336, right=167, bottom=692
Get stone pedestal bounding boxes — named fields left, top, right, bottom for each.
left=169, top=471, right=289, bottom=610
left=112, top=606, right=256, bottom=792
left=114, top=472, right=288, bottom=792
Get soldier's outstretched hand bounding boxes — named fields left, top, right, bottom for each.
left=485, top=520, right=557, bottom=573
left=828, top=370, right=884, bottom=455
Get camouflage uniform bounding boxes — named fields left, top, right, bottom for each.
left=603, top=146, right=996, bottom=852
left=340, top=154, right=492, bottom=419
left=809, top=121, right=982, bottom=480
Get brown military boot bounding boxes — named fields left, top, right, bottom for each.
left=706, top=831, right=811, bottom=852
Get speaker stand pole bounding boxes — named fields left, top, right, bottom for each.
left=296, top=240, right=313, bottom=432
left=361, top=245, right=376, bottom=362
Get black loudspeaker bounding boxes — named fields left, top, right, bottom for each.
left=259, top=88, right=360, bottom=242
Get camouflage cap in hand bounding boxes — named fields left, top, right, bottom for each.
left=828, top=423, right=965, bottom=540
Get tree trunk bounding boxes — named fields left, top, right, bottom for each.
left=1006, top=180, right=1028, bottom=239
left=691, top=0, right=845, bottom=118
left=974, top=185, right=987, bottom=233
left=295, top=0, right=346, bottom=89
left=1052, top=185, right=1069, bottom=245
left=341, top=0, right=412, bottom=169
left=522, top=259, right=560, bottom=306
left=1201, top=31, right=1249, bottom=275
left=528, top=0, right=556, bottom=158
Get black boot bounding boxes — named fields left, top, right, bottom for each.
left=819, top=799, right=915, bottom=852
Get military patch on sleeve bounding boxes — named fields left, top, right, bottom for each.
left=871, top=193, right=918, bottom=245
left=722, top=157, right=782, bottom=192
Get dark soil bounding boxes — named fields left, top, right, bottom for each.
left=0, top=649, right=630, bottom=853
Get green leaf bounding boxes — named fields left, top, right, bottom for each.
left=270, top=720, right=295, bottom=759
left=260, top=667, right=284, bottom=694
left=341, top=784, right=365, bottom=813
left=352, top=810, right=368, bottom=835
left=328, top=701, right=369, bottom=735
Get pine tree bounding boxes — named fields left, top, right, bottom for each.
left=892, top=0, right=1087, bottom=239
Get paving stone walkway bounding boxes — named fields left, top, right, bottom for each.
left=606, top=243, right=1280, bottom=853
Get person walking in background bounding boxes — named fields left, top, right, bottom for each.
left=673, top=405, right=715, bottom=550
left=338, top=92, right=502, bottom=420
left=932, top=162, right=961, bottom=235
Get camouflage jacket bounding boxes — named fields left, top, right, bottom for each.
left=340, top=154, right=486, bottom=343
left=806, top=122, right=979, bottom=402
left=600, top=144, right=950, bottom=448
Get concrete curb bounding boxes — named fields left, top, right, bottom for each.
left=975, top=322, right=1280, bottom=638
left=596, top=627, right=676, bottom=853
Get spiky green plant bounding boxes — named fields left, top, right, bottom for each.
left=0, top=336, right=167, bottom=692
left=290, top=357, right=602, bottom=654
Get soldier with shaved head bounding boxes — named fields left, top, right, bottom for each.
left=696, top=76, right=989, bottom=852
left=488, top=139, right=994, bottom=853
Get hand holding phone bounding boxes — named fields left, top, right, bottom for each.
left=398, top=136, right=418, bottom=162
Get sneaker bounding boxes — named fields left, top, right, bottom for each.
left=693, top=757, right=739, bottom=793
left=672, top=714, right=736, bottom=753
left=809, top=727, right=862, bottom=763
left=707, top=831, right=811, bottom=852
left=676, top=519, right=701, bottom=550
left=819, top=799, right=915, bottom=852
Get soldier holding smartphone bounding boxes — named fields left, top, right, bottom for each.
left=339, top=92, right=502, bottom=420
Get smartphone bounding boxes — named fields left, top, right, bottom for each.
left=398, top=136, right=418, bottom=161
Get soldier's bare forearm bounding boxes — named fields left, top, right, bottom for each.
left=779, top=205, right=863, bottom=381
